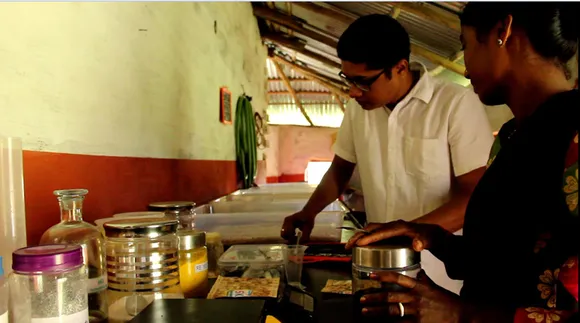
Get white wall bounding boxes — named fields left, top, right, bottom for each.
left=0, top=2, right=268, bottom=160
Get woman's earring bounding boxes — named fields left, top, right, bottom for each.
left=497, top=39, right=504, bottom=46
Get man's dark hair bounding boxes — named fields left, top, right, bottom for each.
left=337, top=14, right=411, bottom=74
left=461, top=2, right=578, bottom=78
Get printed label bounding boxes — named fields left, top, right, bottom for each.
left=87, top=275, right=108, bottom=293
left=226, top=290, right=253, bottom=298
left=31, top=308, right=88, bottom=323
left=0, top=311, right=8, bottom=323
left=195, top=262, right=208, bottom=273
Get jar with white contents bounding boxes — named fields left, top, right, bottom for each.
left=9, top=245, right=88, bottom=323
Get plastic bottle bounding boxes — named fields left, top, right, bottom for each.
left=0, top=256, right=8, bottom=323
left=0, top=136, right=28, bottom=274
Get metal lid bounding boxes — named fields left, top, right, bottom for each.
left=103, top=218, right=178, bottom=238
left=352, top=237, right=420, bottom=269
left=177, top=230, right=206, bottom=250
left=205, top=232, right=222, bottom=243
left=148, top=201, right=196, bottom=211
left=12, top=245, right=83, bottom=273
left=112, top=211, right=164, bottom=218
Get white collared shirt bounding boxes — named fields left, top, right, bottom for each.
left=334, top=63, right=494, bottom=223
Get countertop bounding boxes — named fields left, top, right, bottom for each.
left=130, top=261, right=355, bottom=323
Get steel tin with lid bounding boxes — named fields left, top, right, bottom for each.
left=148, top=201, right=196, bottom=230
left=352, top=237, right=421, bottom=294
left=352, top=240, right=420, bottom=270
left=103, top=217, right=179, bottom=239
left=104, top=218, right=182, bottom=321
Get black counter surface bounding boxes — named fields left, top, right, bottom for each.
left=130, top=262, right=354, bottom=323
left=130, top=299, right=266, bottom=323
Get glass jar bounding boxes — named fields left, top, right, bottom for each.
left=9, top=245, right=88, bottom=323
left=352, top=238, right=421, bottom=323
left=39, top=189, right=108, bottom=322
left=177, top=230, right=209, bottom=298
left=104, top=218, right=183, bottom=322
left=205, top=232, right=224, bottom=279
left=0, top=256, right=8, bottom=323
left=148, top=201, right=196, bottom=230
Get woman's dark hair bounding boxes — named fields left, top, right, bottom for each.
left=460, top=3, right=578, bottom=77
left=337, top=14, right=411, bottom=76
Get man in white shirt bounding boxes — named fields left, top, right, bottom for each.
left=280, top=14, right=494, bottom=294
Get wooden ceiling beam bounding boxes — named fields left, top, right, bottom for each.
left=271, top=58, right=314, bottom=126
left=268, top=78, right=324, bottom=83
left=292, top=2, right=356, bottom=25
left=253, top=6, right=338, bottom=49
left=335, top=96, right=346, bottom=112
left=262, top=33, right=341, bottom=70
left=268, top=91, right=331, bottom=95
left=271, top=55, right=350, bottom=100
left=386, top=2, right=461, bottom=31
left=390, top=5, right=402, bottom=19
left=430, top=51, right=464, bottom=76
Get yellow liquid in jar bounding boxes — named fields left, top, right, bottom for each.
left=179, top=248, right=209, bottom=298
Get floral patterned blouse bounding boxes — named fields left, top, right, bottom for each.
left=453, top=90, right=578, bottom=323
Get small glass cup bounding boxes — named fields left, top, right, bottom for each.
left=285, top=245, right=308, bottom=290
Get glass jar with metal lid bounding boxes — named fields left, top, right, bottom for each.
left=352, top=237, right=421, bottom=322
left=177, top=230, right=209, bottom=298
left=103, top=218, right=183, bottom=322
left=205, top=232, right=224, bottom=279
left=148, top=201, right=196, bottom=230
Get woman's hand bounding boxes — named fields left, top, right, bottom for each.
left=360, top=270, right=465, bottom=323
left=345, top=220, right=443, bottom=251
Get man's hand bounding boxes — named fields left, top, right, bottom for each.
left=345, top=220, right=445, bottom=252
left=281, top=211, right=315, bottom=243
left=359, top=270, right=464, bottom=323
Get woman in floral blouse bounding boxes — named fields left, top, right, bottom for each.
left=346, top=3, right=578, bottom=323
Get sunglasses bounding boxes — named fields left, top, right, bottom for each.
left=338, top=70, right=385, bottom=92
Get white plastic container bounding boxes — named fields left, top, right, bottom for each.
left=213, top=192, right=314, bottom=203
left=218, top=244, right=287, bottom=279
left=194, top=200, right=346, bottom=214
left=0, top=256, right=8, bottom=323
left=194, top=212, right=344, bottom=245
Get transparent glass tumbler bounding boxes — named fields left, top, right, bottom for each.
left=285, top=245, right=308, bottom=289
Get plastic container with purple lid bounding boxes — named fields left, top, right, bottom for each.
left=12, top=244, right=83, bottom=273
left=9, top=245, right=89, bottom=323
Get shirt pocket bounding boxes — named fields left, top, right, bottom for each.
left=403, top=136, right=448, bottom=179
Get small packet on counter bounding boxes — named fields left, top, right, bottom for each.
left=321, top=279, right=352, bottom=295
left=207, top=276, right=280, bottom=299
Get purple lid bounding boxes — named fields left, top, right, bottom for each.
left=12, top=245, right=83, bottom=273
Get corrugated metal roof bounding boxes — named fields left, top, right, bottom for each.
left=433, top=2, right=468, bottom=14
left=328, top=2, right=461, bottom=58
left=268, top=102, right=344, bottom=128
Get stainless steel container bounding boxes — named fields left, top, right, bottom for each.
left=104, top=218, right=182, bottom=322
left=148, top=201, right=196, bottom=230
left=352, top=238, right=421, bottom=323
left=352, top=237, right=421, bottom=294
